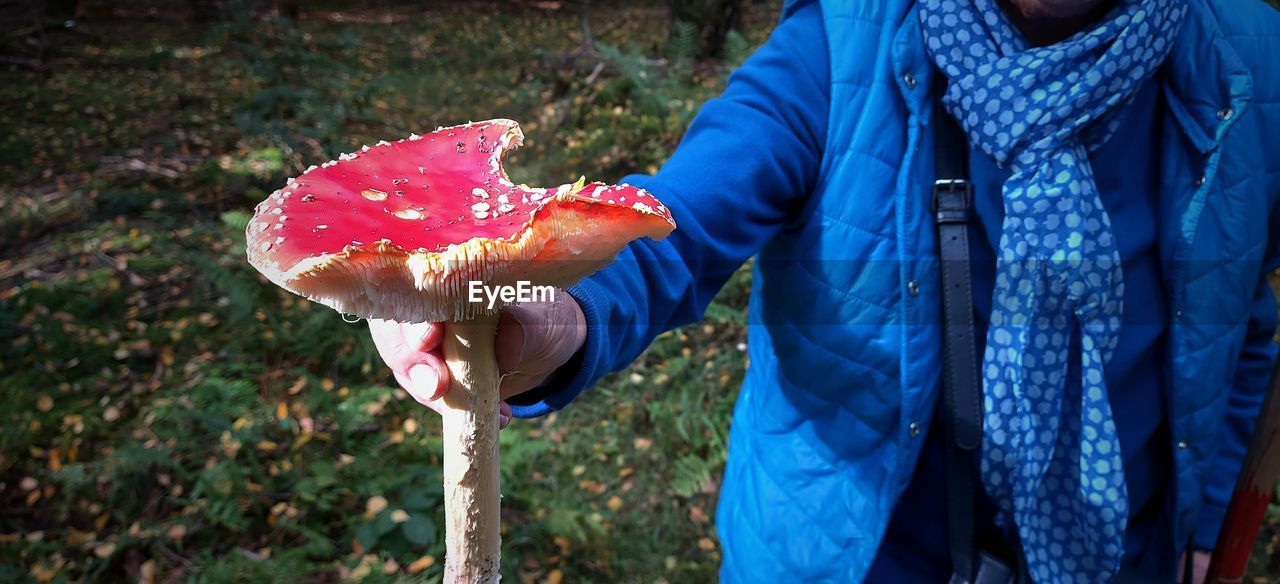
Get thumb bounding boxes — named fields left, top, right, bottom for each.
left=494, top=294, right=584, bottom=374
left=494, top=308, right=527, bottom=373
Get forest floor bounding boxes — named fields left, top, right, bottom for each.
left=1, top=2, right=1277, bottom=583
left=0, top=3, right=764, bottom=582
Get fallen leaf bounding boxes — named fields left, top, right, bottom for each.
left=29, top=562, right=58, bottom=583
left=365, top=496, right=388, bottom=518
left=65, top=527, right=94, bottom=546
left=93, top=542, right=116, bottom=558
left=407, top=555, right=435, bottom=574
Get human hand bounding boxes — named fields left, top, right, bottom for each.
left=368, top=291, right=586, bottom=427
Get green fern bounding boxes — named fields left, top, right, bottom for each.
left=220, top=209, right=252, bottom=231
left=670, top=454, right=717, bottom=498
left=669, top=19, right=699, bottom=62
left=704, top=301, right=747, bottom=325
left=721, top=29, right=750, bottom=68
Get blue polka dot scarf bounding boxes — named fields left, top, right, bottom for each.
left=919, top=0, right=1185, bottom=581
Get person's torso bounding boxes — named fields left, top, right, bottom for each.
left=869, top=77, right=1177, bottom=582
left=716, top=1, right=1280, bottom=582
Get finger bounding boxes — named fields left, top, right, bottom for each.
left=393, top=350, right=450, bottom=404
left=497, top=299, right=582, bottom=372
left=369, top=319, right=444, bottom=366
left=369, top=318, right=407, bottom=360
left=401, top=320, right=443, bottom=352
left=499, top=370, right=552, bottom=401
left=499, top=401, right=512, bottom=429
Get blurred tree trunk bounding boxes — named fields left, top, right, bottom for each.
left=666, top=0, right=742, bottom=59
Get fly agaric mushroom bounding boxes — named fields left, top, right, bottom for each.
left=244, top=119, right=674, bottom=583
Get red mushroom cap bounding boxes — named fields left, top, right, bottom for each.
left=245, top=119, right=675, bottom=322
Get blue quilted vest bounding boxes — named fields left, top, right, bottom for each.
left=715, top=1, right=1280, bottom=581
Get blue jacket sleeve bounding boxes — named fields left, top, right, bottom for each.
left=1192, top=206, right=1280, bottom=550
left=508, top=0, right=829, bottom=417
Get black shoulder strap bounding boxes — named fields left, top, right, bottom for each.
left=932, top=93, right=984, bottom=584
left=933, top=99, right=982, bottom=451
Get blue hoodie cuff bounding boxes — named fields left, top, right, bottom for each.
left=507, top=278, right=611, bottom=419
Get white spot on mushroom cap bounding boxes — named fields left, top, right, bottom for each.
left=472, top=188, right=489, bottom=199
left=394, top=208, right=424, bottom=220
left=361, top=188, right=387, bottom=201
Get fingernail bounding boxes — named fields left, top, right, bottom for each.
left=499, top=414, right=511, bottom=429
left=407, top=364, right=437, bottom=399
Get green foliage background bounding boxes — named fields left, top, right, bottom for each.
left=0, top=2, right=1277, bottom=583
left=0, top=3, right=761, bottom=582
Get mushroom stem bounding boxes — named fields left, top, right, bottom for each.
left=439, top=311, right=502, bottom=584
